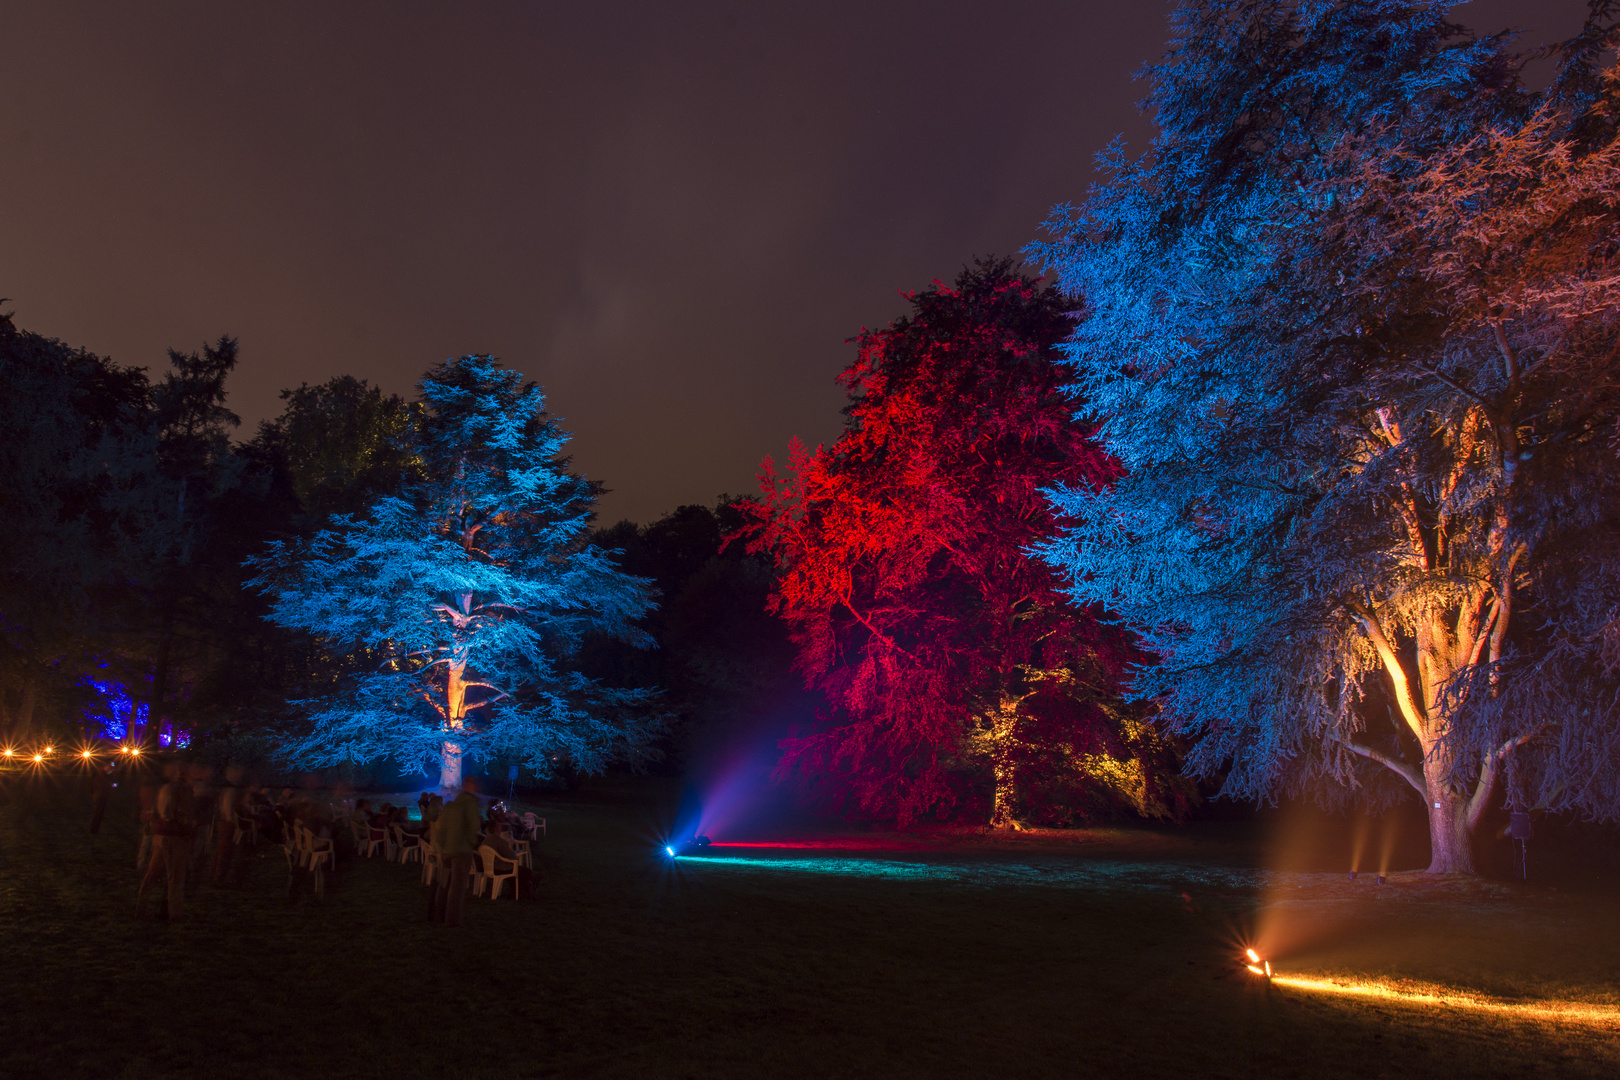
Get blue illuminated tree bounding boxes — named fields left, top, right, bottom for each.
left=249, top=355, right=659, bottom=789
left=1031, top=1, right=1620, bottom=872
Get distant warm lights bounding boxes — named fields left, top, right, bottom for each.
left=81, top=750, right=94, bottom=759
left=1271, top=974, right=1620, bottom=1028
left=32, top=754, right=43, bottom=763
left=2, top=748, right=12, bottom=758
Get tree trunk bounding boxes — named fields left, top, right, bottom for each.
left=1422, top=750, right=1476, bottom=874
left=986, top=697, right=1024, bottom=830
left=438, top=656, right=468, bottom=792
left=438, top=741, right=463, bottom=792
left=145, top=605, right=174, bottom=748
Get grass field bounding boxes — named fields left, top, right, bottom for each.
left=1, top=769, right=1617, bottom=1079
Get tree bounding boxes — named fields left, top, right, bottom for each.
left=249, top=355, right=660, bottom=789
left=745, top=260, right=1189, bottom=827
left=0, top=310, right=148, bottom=743
left=584, top=499, right=815, bottom=775
left=1031, top=0, right=1620, bottom=870
left=253, top=375, right=423, bottom=525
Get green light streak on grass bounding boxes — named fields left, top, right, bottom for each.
left=677, top=854, right=1277, bottom=893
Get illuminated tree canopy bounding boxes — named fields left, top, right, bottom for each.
left=746, top=260, right=1189, bottom=827
left=1031, top=0, right=1620, bottom=871
left=249, top=355, right=660, bottom=789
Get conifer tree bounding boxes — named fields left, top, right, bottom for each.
left=249, top=355, right=659, bottom=789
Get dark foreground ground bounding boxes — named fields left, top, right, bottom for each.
left=1, top=771, right=1616, bottom=1079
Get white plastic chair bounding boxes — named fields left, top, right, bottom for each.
left=391, top=824, right=424, bottom=865
left=509, top=839, right=533, bottom=869
left=522, top=812, right=546, bottom=840
left=297, top=824, right=335, bottom=898
left=358, top=824, right=388, bottom=859
left=421, top=840, right=443, bottom=886
left=475, top=845, right=519, bottom=900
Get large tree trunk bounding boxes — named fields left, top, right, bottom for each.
left=438, top=741, right=463, bottom=792
left=986, top=697, right=1024, bottom=830
left=438, top=656, right=468, bottom=792
left=1422, top=750, right=1477, bottom=874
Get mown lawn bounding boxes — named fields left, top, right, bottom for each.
left=1, top=769, right=1616, bottom=1079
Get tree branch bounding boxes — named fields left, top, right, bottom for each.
left=1466, top=730, right=1537, bottom=832
left=1342, top=740, right=1426, bottom=797
left=1349, top=601, right=1429, bottom=740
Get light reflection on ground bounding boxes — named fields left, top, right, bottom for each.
left=1272, top=974, right=1620, bottom=1028
left=674, top=852, right=1271, bottom=893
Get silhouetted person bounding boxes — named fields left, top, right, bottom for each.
left=211, top=765, right=246, bottom=883
left=432, top=778, right=480, bottom=927
left=138, top=763, right=196, bottom=921
left=88, top=761, right=113, bottom=834
left=135, top=770, right=159, bottom=870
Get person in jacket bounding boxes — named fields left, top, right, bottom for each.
left=431, top=777, right=481, bottom=927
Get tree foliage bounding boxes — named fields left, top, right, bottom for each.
left=1030, top=0, right=1620, bottom=870
left=745, top=260, right=1189, bottom=827
left=249, top=355, right=660, bottom=788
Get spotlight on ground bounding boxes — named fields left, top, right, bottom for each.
left=663, top=835, right=713, bottom=858
left=1243, top=948, right=1273, bottom=980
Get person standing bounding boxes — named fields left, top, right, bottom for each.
left=88, top=761, right=113, bottom=835
left=211, top=765, right=245, bottom=883
left=138, top=762, right=195, bottom=921
left=432, top=777, right=481, bottom=927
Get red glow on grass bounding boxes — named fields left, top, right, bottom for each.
left=707, top=838, right=940, bottom=852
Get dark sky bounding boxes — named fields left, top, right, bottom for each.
left=0, top=1, right=1593, bottom=524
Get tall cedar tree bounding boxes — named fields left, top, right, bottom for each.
left=249, top=356, right=659, bottom=789
left=1031, top=1, right=1620, bottom=871
left=746, top=261, right=1188, bottom=827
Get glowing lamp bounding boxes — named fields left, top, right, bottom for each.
left=42, top=746, right=53, bottom=755
left=665, top=846, right=676, bottom=857
left=81, top=750, right=94, bottom=759
left=665, top=835, right=713, bottom=857
left=2, top=748, right=12, bottom=758
left=33, top=754, right=44, bottom=763
left=1243, top=948, right=1272, bottom=980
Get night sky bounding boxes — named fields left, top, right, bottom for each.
left=0, top=0, right=1592, bottom=524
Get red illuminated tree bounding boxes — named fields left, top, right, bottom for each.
left=745, top=260, right=1189, bottom=826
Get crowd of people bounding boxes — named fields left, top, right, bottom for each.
left=102, top=759, right=541, bottom=925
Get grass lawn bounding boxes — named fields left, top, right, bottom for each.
left=1, top=769, right=1617, bottom=1079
